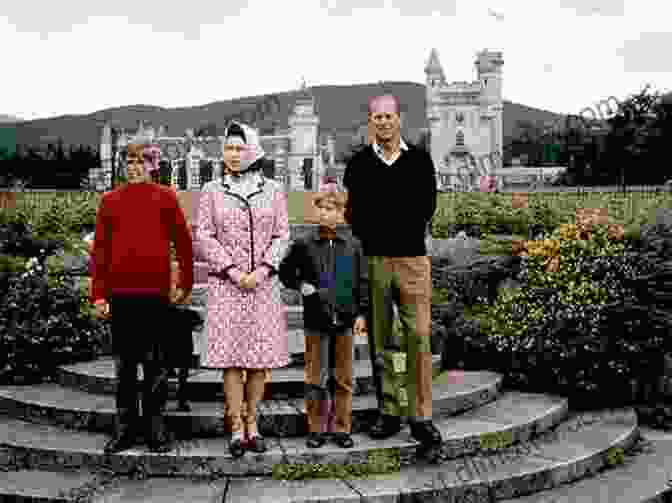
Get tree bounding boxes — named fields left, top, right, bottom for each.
left=605, top=84, right=666, bottom=187
left=195, top=122, right=218, bottom=137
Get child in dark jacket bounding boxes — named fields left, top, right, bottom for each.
left=279, top=185, right=368, bottom=449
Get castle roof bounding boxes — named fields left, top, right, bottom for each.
left=425, top=48, right=444, bottom=76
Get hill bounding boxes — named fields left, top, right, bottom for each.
left=11, top=82, right=566, bottom=160
left=0, top=114, right=23, bottom=123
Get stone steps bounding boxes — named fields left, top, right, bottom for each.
left=54, top=355, right=440, bottom=401
left=0, top=369, right=501, bottom=438
left=1, top=225, right=664, bottom=500
left=0, top=387, right=573, bottom=477
left=0, top=409, right=644, bottom=501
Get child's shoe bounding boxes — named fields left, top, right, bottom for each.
left=331, top=432, right=354, bottom=449
left=306, top=432, right=327, bottom=448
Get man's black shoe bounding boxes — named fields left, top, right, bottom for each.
left=369, top=414, right=402, bottom=439
left=177, top=401, right=191, bottom=413
left=147, top=431, right=174, bottom=453
left=104, top=433, right=136, bottom=454
left=409, top=420, right=443, bottom=447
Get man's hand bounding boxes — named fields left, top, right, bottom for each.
left=353, top=315, right=367, bottom=336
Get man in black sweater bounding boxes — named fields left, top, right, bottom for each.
left=343, top=94, right=442, bottom=450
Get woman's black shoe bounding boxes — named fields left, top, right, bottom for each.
left=332, top=432, right=354, bottom=448
left=229, top=437, right=246, bottom=458
left=409, top=420, right=442, bottom=447
left=246, top=435, right=267, bottom=453
left=306, top=432, right=327, bottom=448
left=104, top=433, right=136, bottom=454
left=369, top=414, right=402, bottom=439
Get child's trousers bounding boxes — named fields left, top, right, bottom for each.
left=304, top=326, right=353, bottom=434
left=108, top=296, right=170, bottom=442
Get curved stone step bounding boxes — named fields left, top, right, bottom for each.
left=55, top=355, right=441, bottom=400
left=2, top=417, right=668, bottom=502
left=497, top=428, right=672, bottom=502
left=0, top=370, right=504, bottom=437
left=0, top=408, right=638, bottom=489
left=0, top=469, right=105, bottom=502
left=223, top=409, right=640, bottom=501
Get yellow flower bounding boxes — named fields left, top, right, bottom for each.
left=559, top=223, right=578, bottom=241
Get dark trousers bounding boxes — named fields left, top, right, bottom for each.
left=109, top=296, right=170, bottom=440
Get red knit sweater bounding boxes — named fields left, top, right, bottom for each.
left=90, top=182, right=193, bottom=304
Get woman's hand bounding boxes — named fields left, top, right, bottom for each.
left=239, top=272, right=254, bottom=289
left=240, top=267, right=270, bottom=290
left=240, top=270, right=262, bottom=290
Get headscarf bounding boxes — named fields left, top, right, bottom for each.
left=223, top=122, right=265, bottom=175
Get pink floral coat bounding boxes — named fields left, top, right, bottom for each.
left=196, top=175, right=291, bottom=369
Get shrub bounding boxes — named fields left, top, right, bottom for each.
left=0, top=265, right=109, bottom=384
left=0, top=212, right=109, bottom=384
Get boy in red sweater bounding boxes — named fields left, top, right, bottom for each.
left=91, top=141, right=193, bottom=454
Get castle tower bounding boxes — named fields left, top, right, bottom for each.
left=288, top=82, right=320, bottom=191
left=425, top=48, right=445, bottom=88
left=424, top=48, right=446, bottom=180
left=475, top=50, right=504, bottom=165
left=95, top=122, right=113, bottom=191
left=426, top=48, right=504, bottom=189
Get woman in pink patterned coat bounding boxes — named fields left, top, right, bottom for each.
left=196, top=122, right=290, bottom=458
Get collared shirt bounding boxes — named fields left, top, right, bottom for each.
left=372, top=138, right=409, bottom=166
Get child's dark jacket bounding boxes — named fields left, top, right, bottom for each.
left=279, top=226, right=368, bottom=332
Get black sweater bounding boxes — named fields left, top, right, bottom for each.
left=343, top=143, right=437, bottom=257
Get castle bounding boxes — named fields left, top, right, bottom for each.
left=425, top=48, right=504, bottom=190
left=93, top=84, right=333, bottom=192
left=94, top=48, right=504, bottom=192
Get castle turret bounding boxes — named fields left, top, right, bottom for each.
left=288, top=82, right=320, bottom=191
left=475, top=49, right=503, bottom=106
left=424, top=48, right=445, bottom=87
left=425, top=48, right=445, bottom=175
left=93, top=122, right=113, bottom=190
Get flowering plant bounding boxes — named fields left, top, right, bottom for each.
left=484, top=208, right=634, bottom=353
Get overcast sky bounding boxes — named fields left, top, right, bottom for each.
left=2, top=0, right=670, bottom=121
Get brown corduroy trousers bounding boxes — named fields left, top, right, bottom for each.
left=304, top=327, right=354, bottom=434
